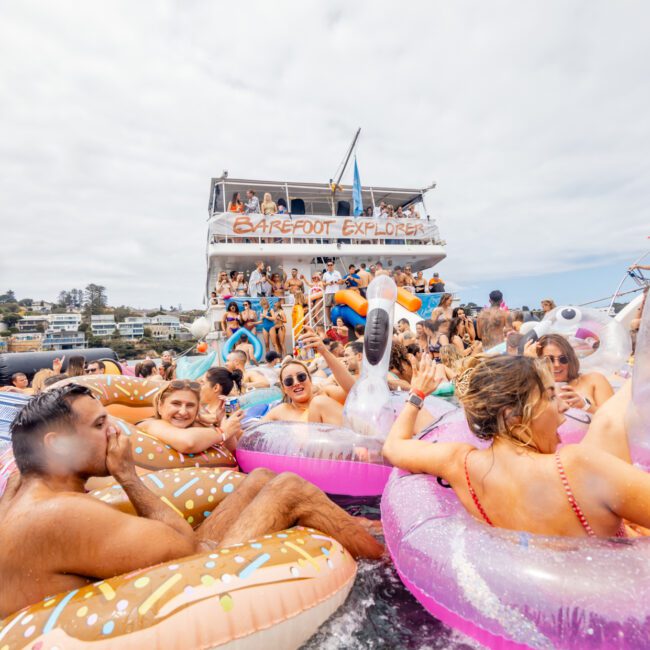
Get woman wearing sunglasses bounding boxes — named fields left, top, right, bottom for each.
left=139, top=380, right=243, bottom=455
left=264, top=360, right=346, bottom=425
left=384, top=354, right=649, bottom=538
left=534, top=334, right=614, bottom=413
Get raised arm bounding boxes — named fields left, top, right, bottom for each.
left=383, top=355, right=466, bottom=476
left=300, top=327, right=356, bottom=394
left=138, top=419, right=227, bottom=454
left=580, top=380, right=632, bottom=462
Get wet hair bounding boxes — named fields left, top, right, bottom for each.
left=205, top=366, right=243, bottom=395
left=11, top=385, right=93, bottom=476
left=458, top=356, right=551, bottom=448
left=537, top=334, right=580, bottom=382
left=11, top=372, right=27, bottom=386
left=135, top=360, right=157, bottom=378
left=265, top=350, right=281, bottom=364
left=489, top=290, right=503, bottom=305
left=345, top=341, right=364, bottom=355
left=66, top=355, right=86, bottom=377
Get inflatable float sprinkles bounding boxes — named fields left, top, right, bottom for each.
left=0, top=527, right=354, bottom=649
left=0, top=464, right=357, bottom=649
left=90, top=466, right=247, bottom=526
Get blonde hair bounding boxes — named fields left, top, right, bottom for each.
left=278, top=360, right=312, bottom=403
left=153, top=381, right=201, bottom=420
left=458, top=356, right=552, bottom=449
left=31, top=369, right=55, bottom=393
left=439, top=344, right=462, bottom=372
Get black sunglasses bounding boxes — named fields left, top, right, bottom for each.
left=169, top=380, right=201, bottom=391
left=283, top=372, right=309, bottom=387
left=545, top=354, right=569, bottom=365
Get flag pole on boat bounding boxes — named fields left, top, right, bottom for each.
left=329, top=127, right=361, bottom=216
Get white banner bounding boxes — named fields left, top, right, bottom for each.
left=209, top=212, right=439, bottom=241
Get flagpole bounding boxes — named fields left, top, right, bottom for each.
left=330, top=127, right=361, bottom=215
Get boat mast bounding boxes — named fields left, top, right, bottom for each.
left=330, top=127, right=361, bottom=216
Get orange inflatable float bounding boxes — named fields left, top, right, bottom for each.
left=396, top=287, right=422, bottom=312
left=52, top=376, right=238, bottom=470
left=334, top=289, right=368, bottom=317
left=0, top=467, right=356, bottom=649
left=292, top=303, right=305, bottom=337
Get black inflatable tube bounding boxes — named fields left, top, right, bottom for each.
left=0, top=348, right=117, bottom=385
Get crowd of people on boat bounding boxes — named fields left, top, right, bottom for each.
left=225, top=190, right=423, bottom=220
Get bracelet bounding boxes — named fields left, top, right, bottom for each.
left=410, top=388, right=426, bottom=399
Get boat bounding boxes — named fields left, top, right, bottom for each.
left=204, top=172, right=447, bottom=352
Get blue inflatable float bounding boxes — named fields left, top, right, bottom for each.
left=331, top=304, right=366, bottom=329
left=221, top=328, right=264, bottom=363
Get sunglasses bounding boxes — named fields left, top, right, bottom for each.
left=282, top=372, right=309, bottom=387
left=545, top=354, right=569, bottom=365
left=168, top=380, right=201, bottom=392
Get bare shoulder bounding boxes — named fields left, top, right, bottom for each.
left=581, top=371, right=612, bottom=388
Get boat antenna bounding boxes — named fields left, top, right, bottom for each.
left=329, top=127, right=361, bottom=215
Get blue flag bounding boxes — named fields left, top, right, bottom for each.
left=352, top=156, right=363, bottom=216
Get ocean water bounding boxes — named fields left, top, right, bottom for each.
left=302, top=498, right=478, bottom=650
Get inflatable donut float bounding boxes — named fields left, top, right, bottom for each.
left=54, top=374, right=165, bottom=424
left=0, top=468, right=356, bottom=649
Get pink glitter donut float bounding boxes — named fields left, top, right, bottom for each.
left=0, top=467, right=356, bottom=649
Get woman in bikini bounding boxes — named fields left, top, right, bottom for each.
left=264, top=360, right=345, bottom=425
left=258, top=297, right=274, bottom=351
left=221, top=302, right=241, bottom=338
left=240, top=300, right=260, bottom=332
left=530, top=333, right=614, bottom=414
left=384, top=354, right=650, bottom=538
left=430, top=293, right=454, bottom=321
left=233, top=272, right=248, bottom=296
left=269, top=301, right=287, bottom=356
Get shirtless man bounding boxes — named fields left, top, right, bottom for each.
left=356, top=263, right=371, bottom=297
left=0, top=385, right=383, bottom=617
left=284, top=267, right=306, bottom=297
left=226, top=350, right=269, bottom=389
left=477, top=289, right=510, bottom=351
left=396, top=318, right=415, bottom=344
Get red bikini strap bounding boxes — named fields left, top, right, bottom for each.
left=464, top=450, right=494, bottom=527
left=554, top=451, right=595, bottom=537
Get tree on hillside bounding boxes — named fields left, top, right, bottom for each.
left=84, top=284, right=108, bottom=316
left=113, top=305, right=138, bottom=323
left=0, top=290, right=16, bottom=304
left=2, top=313, right=21, bottom=328
left=18, top=298, right=33, bottom=307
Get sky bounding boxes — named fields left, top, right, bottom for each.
left=1, top=1, right=648, bottom=310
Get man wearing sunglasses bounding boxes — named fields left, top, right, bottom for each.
left=86, top=360, right=105, bottom=375
left=0, top=385, right=383, bottom=616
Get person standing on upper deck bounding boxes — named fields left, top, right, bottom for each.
left=245, top=189, right=260, bottom=214
left=373, top=201, right=386, bottom=217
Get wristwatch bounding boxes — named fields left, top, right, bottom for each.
left=407, top=391, right=424, bottom=410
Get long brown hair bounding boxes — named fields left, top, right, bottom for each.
left=537, top=334, right=580, bottom=382
left=279, top=360, right=311, bottom=404
left=458, top=356, right=551, bottom=449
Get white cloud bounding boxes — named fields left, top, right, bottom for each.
left=1, top=0, right=648, bottom=307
